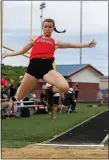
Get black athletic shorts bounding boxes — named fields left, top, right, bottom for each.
left=52, top=96, right=60, bottom=105
left=27, top=58, right=54, bottom=79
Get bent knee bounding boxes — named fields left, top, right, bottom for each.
left=16, top=94, right=24, bottom=101
left=59, top=83, right=69, bottom=93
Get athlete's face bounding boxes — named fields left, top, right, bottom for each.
left=42, top=22, right=54, bottom=37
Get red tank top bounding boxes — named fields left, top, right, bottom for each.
left=30, top=35, right=55, bottom=60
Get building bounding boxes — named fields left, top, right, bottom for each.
left=100, top=76, right=108, bottom=90
left=35, top=64, right=104, bottom=101
left=99, top=76, right=108, bottom=102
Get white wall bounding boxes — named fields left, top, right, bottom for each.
left=100, top=76, right=108, bottom=88
left=99, top=81, right=108, bottom=88
left=70, top=67, right=101, bottom=83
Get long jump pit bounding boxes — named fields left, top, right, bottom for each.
left=2, top=144, right=108, bottom=159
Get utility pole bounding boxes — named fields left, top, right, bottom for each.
left=80, top=0, right=83, bottom=64
left=40, top=2, right=46, bottom=35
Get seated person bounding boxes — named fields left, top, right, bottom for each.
left=1, top=85, right=14, bottom=117
left=30, top=94, right=37, bottom=101
left=64, top=88, right=76, bottom=112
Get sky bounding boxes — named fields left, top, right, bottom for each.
left=3, top=1, right=108, bottom=33
left=2, top=1, right=108, bottom=75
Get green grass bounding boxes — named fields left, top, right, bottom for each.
left=2, top=104, right=107, bottom=148
left=104, top=138, right=109, bottom=145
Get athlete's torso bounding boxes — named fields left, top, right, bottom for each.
left=30, top=35, right=55, bottom=60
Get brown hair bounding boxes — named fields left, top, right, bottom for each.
left=42, top=18, right=66, bottom=33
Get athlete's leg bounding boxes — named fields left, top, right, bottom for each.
left=43, top=70, right=69, bottom=93
left=16, top=73, right=38, bottom=101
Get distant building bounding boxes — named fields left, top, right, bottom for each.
left=35, top=64, right=103, bottom=101
left=100, top=76, right=108, bottom=90
left=99, top=76, right=108, bottom=103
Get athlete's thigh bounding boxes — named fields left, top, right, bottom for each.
left=43, top=70, right=68, bottom=88
left=16, top=73, right=38, bottom=99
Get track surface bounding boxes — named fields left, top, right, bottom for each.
left=2, top=111, right=108, bottom=159
left=48, top=110, right=109, bottom=145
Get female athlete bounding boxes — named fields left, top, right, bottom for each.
left=2, top=18, right=96, bottom=101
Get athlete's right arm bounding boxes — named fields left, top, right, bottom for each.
left=2, top=40, right=34, bottom=59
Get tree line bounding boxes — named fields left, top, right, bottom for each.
left=2, top=64, right=27, bottom=83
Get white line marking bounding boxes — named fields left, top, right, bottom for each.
left=37, top=143, right=104, bottom=148
left=101, top=134, right=109, bottom=144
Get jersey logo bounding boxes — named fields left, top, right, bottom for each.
left=36, top=38, right=54, bottom=45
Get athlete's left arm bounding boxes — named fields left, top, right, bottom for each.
left=55, top=39, right=96, bottom=49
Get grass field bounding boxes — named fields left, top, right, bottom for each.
left=2, top=104, right=107, bottom=148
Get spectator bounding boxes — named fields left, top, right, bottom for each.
left=53, top=92, right=60, bottom=108
left=96, top=89, right=104, bottom=106
left=17, top=76, right=23, bottom=88
left=64, top=88, right=74, bottom=105
left=9, top=80, right=17, bottom=99
left=1, top=85, right=14, bottom=117
left=46, top=83, right=61, bottom=119
left=30, top=93, right=37, bottom=101
left=64, top=88, right=76, bottom=113
left=1, top=74, right=10, bottom=86
left=73, top=83, right=79, bottom=101
left=40, top=89, right=47, bottom=101
left=1, top=84, right=9, bottom=99
left=45, top=83, right=54, bottom=115
left=59, top=93, right=66, bottom=113
left=104, top=90, right=108, bottom=102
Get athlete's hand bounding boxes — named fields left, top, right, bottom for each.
left=88, top=39, right=96, bottom=48
left=2, top=50, right=8, bottom=60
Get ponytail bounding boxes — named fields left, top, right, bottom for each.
left=54, top=27, right=66, bottom=33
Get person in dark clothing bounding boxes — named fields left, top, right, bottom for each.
left=9, top=80, right=17, bottom=99
left=40, top=89, right=47, bottom=101
left=1, top=85, right=14, bottom=117
left=73, top=83, right=79, bottom=101
left=46, top=83, right=60, bottom=119
left=40, top=89, right=48, bottom=107
left=64, top=88, right=76, bottom=113
left=45, top=83, right=54, bottom=114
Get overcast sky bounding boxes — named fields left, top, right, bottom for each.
left=3, top=1, right=108, bottom=33
left=2, top=1, right=108, bottom=75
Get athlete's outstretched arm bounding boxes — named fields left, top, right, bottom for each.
left=2, top=40, right=34, bottom=59
left=55, top=39, right=96, bottom=49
